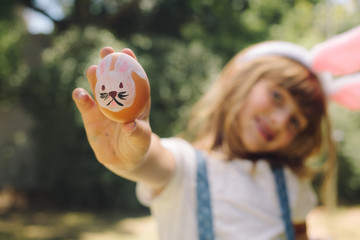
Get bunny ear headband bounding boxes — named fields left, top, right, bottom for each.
left=240, top=25, right=360, bottom=111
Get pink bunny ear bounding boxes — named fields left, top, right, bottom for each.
left=329, top=73, right=360, bottom=111
left=311, top=25, right=360, bottom=76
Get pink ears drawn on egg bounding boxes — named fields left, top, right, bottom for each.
left=310, top=25, right=360, bottom=111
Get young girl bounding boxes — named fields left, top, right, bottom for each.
left=72, top=29, right=360, bottom=240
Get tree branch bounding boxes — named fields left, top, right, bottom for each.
left=19, top=0, right=60, bottom=24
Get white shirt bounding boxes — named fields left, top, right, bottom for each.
left=136, top=138, right=317, bottom=240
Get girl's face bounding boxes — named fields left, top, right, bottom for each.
left=239, top=79, right=308, bottom=153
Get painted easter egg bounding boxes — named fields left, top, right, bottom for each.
left=95, top=52, right=150, bottom=122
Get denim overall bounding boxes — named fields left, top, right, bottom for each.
left=195, top=150, right=295, bottom=240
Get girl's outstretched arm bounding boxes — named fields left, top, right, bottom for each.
left=72, top=47, right=176, bottom=193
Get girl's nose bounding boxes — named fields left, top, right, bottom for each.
left=271, top=109, right=291, bottom=127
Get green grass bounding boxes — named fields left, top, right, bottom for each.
left=0, top=210, right=157, bottom=240
left=0, top=206, right=360, bottom=240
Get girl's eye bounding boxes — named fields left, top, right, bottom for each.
left=101, top=85, right=105, bottom=91
left=290, top=117, right=300, bottom=131
left=271, top=90, right=283, bottom=104
left=119, top=82, right=123, bottom=88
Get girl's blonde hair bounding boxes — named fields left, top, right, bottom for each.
left=185, top=46, right=336, bottom=179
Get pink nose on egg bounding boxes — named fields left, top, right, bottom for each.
left=109, top=91, right=117, bottom=98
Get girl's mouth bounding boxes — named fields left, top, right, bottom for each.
left=256, top=116, right=274, bottom=142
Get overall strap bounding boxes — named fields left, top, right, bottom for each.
left=195, top=150, right=215, bottom=240
left=271, top=166, right=296, bottom=240
left=195, top=149, right=295, bottom=240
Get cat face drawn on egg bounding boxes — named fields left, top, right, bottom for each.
left=95, top=53, right=137, bottom=112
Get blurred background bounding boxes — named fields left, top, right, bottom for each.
left=0, top=0, right=359, bottom=239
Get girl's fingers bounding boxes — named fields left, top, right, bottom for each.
left=93, top=47, right=137, bottom=92
left=86, top=65, right=98, bottom=93
left=100, top=46, right=137, bottom=61
left=72, top=88, right=96, bottom=115
left=118, top=119, right=152, bottom=164
left=100, top=46, right=115, bottom=59
left=138, top=98, right=151, bottom=121
left=122, top=121, right=138, bottom=133
left=121, top=48, right=137, bottom=60
left=72, top=88, right=107, bottom=125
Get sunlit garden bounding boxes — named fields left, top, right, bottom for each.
left=1, top=0, right=360, bottom=239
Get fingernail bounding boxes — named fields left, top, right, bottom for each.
left=76, top=91, right=87, bottom=101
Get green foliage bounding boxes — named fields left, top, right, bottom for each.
left=268, top=0, right=360, bottom=46
left=181, top=0, right=304, bottom=60
left=2, top=0, right=359, bottom=209
left=330, top=104, right=360, bottom=205
left=0, top=0, right=18, bottom=21
left=129, top=35, right=222, bottom=136
left=0, top=20, right=27, bottom=103
left=19, top=27, right=140, bottom=209
left=17, top=26, right=222, bottom=209
left=268, top=0, right=325, bottom=46
left=0, top=7, right=31, bottom=192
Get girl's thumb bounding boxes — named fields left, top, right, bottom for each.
left=72, top=88, right=95, bottom=115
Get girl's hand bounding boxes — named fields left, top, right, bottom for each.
left=72, top=47, right=152, bottom=174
